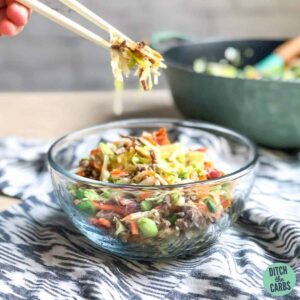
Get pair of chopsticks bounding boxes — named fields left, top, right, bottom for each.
left=17, top=0, right=132, bottom=50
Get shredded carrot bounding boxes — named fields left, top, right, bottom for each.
left=195, top=147, right=207, bottom=152
left=130, top=221, right=139, bottom=235
left=97, top=218, right=112, bottom=228
left=92, top=160, right=102, bottom=172
left=204, top=161, right=213, bottom=169
left=139, top=191, right=153, bottom=200
left=76, top=170, right=85, bottom=177
left=152, top=128, right=170, bottom=145
left=91, top=217, right=112, bottom=229
left=220, top=197, right=231, bottom=209
left=90, top=148, right=101, bottom=157
left=199, top=175, right=207, bottom=181
left=93, top=202, right=125, bottom=215
left=110, top=169, right=128, bottom=177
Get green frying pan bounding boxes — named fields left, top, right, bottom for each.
left=152, top=32, right=300, bottom=149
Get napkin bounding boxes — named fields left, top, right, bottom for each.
left=0, top=137, right=299, bottom=300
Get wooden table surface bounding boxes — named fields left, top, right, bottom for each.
left=0, top=90, right=180, bottom=211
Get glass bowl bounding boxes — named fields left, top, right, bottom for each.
left=48, top=119, right=258, bottom=260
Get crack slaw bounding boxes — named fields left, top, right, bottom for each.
left=69, top=128, right=233, bottom=244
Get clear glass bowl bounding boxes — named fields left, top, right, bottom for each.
left=48, top=119, right=258, bottom=260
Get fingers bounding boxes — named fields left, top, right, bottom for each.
left=0, top=7, right=5, bottom=18
left=0, top=1, right=30, bottom=36
left=0, top=7, right=19, bottom=36
left=0, top=8, right=8, bottom=35
left=7, top=2, right=29, bottom=26
left=6, top=0, right=31, bottom=15
left=0, top=19, right=19, bottom=35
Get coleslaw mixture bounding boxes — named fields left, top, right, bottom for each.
left=70, top=128, right=233, bottom=243
left=110, top=35, right=166, bottom=91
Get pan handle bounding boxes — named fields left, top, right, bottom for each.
left=151, top=31, right=195, bottom=51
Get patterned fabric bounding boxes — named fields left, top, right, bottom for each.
left=0, top=137, right=299, bottom=300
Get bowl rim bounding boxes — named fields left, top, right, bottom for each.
left=47, top=118, right=259, bottom=189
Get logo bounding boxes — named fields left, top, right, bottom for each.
left=263, top=263, right=296, bottom=297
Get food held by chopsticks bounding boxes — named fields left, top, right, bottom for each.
left=110, top=36, right=165, bottom=91
left=17, top=0, right=166, bottom=90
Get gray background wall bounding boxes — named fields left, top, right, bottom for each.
left=1, top=0, right=300, bottom=91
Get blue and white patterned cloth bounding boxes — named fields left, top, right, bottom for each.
left=0, top=137, right=299, bottom=300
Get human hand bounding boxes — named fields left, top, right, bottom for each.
left=0, top=0, right=31, bottom=36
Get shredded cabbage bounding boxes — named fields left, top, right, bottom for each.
left=110, top=35, right=166, bottom=91
left=76, top=128, right=224, bottom=185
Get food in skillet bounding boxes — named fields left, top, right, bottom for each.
left=193, top=48, right=300, bottom=81
left=69, top=128, right=233, bottom=244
